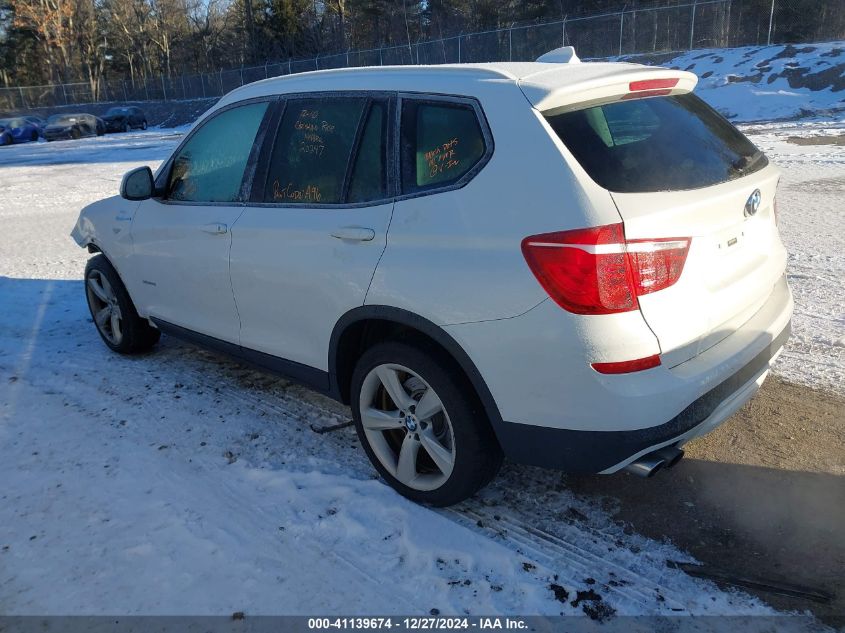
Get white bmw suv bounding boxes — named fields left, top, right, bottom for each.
left=72, top=51, right=792, bottom=505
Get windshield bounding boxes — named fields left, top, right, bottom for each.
left=544, top=93, right=767, bottom=193
left=105, top=107, right=130, bottom=116
left=0, top=118, right=26, bottom=128
left=48, top=115, right=80, bottom=125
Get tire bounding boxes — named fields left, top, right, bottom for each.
left=351, top=341, right=503, bottom=506
left=71, top=128, right=81, bottom=140
left=1, top=134, right=10, bottom=146
left=30, top=130, right=38, bottom=142
left=84, top=254, right=160, bottom=354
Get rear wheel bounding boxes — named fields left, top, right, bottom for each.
left=85, top=255, right=160, bottom=354
left=351, top=342, right=502, bottom=506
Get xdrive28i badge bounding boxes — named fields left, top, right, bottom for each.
left=744, top=189, right=762, bottom=218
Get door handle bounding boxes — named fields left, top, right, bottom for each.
left=202, top=223, right=228, bottom=235
left=331, top=226, right=376, bottom=242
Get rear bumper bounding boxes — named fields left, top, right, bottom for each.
left=496, top=320, right=789, bottom=473
left=444, top=274, right=793, bottom=473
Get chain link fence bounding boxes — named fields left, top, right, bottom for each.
left=1, top=0, right=843, bottom=111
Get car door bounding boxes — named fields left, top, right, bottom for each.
left=229, top=94, right=395, bottom=375
left=127, top=98, right=273, bottom=343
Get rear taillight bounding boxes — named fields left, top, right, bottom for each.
left=521, top=223, right=690, bottom=315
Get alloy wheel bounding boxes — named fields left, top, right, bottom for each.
left=86, top=270, right=123, bottom=346
left=359, top=363, right=456, bottom=491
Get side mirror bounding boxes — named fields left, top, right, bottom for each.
left=120, top=166, right=155, bottom=201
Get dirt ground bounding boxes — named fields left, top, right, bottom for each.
left=566, top=376, right=845, bottom=626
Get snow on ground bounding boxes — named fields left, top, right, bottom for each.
left=0, top=97, right=842, bottom=620
left=742, top=120, right=845, bottom=394
left=646, top=41, right=845, bottom=122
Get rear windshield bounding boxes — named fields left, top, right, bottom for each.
left=545, top=93, right=767, bottom=193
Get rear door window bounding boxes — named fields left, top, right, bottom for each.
left=400, top=100, right=487, bottom=194
left=168, top=101, right=268, bottom=202
left=347, top=101, right=388, bottom=203
left=263, top=97, right=367, bottom=204
left=545, top=93, right=767, bottom=193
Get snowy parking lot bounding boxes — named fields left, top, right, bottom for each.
left=0, top=124, right=842, bottom=623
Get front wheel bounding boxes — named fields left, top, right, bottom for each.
left=85, top=254, right=160, bottom=354
left=351, top=342, right=502, bottom=506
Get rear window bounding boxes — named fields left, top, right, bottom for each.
left=545, top=93, right=767, bottom=193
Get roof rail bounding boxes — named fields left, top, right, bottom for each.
left=536, top=46, right=581, bottom=64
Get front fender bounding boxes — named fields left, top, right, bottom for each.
left=70, top=195, right=138, bottom=263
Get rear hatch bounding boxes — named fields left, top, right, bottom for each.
left=530, top=66, right=786, bottom=366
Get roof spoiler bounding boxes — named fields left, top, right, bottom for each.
left=536, top=46, right=580, bottom=64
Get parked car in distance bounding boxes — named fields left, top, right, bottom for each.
left=0, top=117, right=41, bottom=145
left=24, top=115, right=47, bottom=136
left=71, top=49, right=792, bottom=506
left=44, top=113, right=104, bottom=141
left=102, top=106, right=148, bottom=133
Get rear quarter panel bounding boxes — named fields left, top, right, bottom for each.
left=366, top=82, right=623, bottom=325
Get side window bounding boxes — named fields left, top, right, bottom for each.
left=401, top=100, right=486, bottom=194
left=348, top=102, right=388, bottom=203
left=168, top=101, right=268, bottom=203
left=263, top=97, right=366, bottom=204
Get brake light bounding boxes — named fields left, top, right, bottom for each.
left=521, top=223, right=690, bottom=315
left=629, top=78, right=679, bottom=91
left=591, top=355, right=661, bottom=374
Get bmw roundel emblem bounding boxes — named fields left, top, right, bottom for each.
left=744, top=189, right=762, bottom=218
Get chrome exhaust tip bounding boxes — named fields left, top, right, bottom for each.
left=654, top=446, right=685, bottom=469
left=623, top=455, right=667, bottom=478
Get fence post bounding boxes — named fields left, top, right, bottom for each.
left=239, top=68, right=244, bottom=86
left=122, top=80, right=127, bottom=102
left=219, top=69, right=224, bottom=96
left=62, top=83, right=69, bottom=105
left=161, top=75, right=167, bottom=101
left=19, top=86, right=25, bottom=109
left=508, top=25, right=513, bottom=61
left=288, top=58, right=292, bottom=74
left=379, top=47, right=383, bottom=66
left=689, top=0, right=697, bottom=50
left=562, top=16, right=567, bottom=46
left=767, top=0, right=775, bottom=45
left=619, top=10, right=624, bottom=56
left=458, top=34, right=462, bottom=63
left=144, top=78, right=149, bottom=101
left=346, top=49, right=350, bottom=67
left=264, top=63, right=269, bottom=79
left=181, top=75, right=186, bottom=99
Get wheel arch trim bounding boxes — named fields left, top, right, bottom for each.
left=328, top=305, right=506, bottom=435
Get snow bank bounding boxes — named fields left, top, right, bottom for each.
left=642, top=41, right=845, bottom=122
